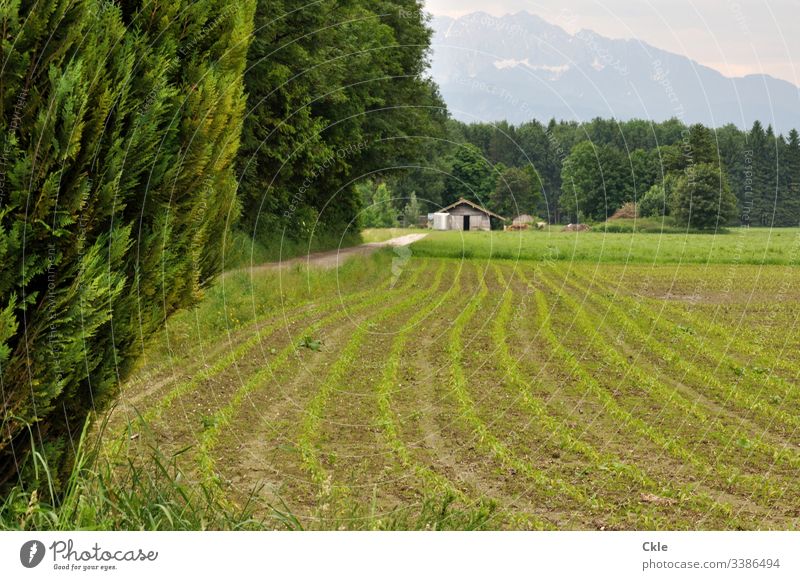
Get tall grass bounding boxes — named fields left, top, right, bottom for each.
left=133, top=249, right=398, bottom=376
left=0, top=416, right=264, bottom=531
left=0, top=414, right=496, bottom=531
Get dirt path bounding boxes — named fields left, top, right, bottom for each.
left=246, top=233, right=428, bottom=273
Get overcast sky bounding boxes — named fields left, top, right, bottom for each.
left=424, top=0, right=800, bottom=86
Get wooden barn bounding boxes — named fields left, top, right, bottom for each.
left=432, top=198, right=505, bottom=231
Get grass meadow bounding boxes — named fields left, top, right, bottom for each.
left=3, top=228, right=800, bottom=531
left=412, top=227, right=800, bottom=265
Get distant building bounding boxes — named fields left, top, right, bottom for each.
left=432, top=198, right=505, bottom=231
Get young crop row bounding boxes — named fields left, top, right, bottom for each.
left=488, top=265, right=732, bottom=527
left=111, top=254, right=799, bottom=529
left=558, top=267, right=800, bottom=473
left=374, top=262, right=473, bottom=501
left=533, top=265, right=797, bottom=515
left=295, top=261, right=448, bottom=504
left=581, top=267, right=800, bottom=418
left=444, top=263, right=618, bottom=529
left=134, top=273, right=396, bottom=428
left=193, top=261, right=436, bottom=491
left=510, top=266, right=743, bottom=526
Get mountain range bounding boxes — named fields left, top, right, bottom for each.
left=429, top=11, right=800, bottom=133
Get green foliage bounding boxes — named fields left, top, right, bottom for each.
left=358, top=181, right=398, bottom=228
left=490, top=165, right=542, bottom=218
left=681, top=123, right=720, bottom=168
left=671, top=164, right=739, bottom=229
left=0, top=417, right=264, bottom=531
left=0, top=0, right=255, bottom=488
left=596, top=217, right=682, bottom=233
left=639, top=174, right=680, bottom=217
left=402, top=192, right=421, bottom=227
left=446, top=117, right=800, bottom=227
left=298, top=336, right=323, bottom=352
left=236, top=0, right=446, bottom=249
left=443, top=143, right=496, bottom=206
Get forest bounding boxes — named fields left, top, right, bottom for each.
left=386, top=117, right=800, bottom=228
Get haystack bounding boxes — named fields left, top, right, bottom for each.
left=608, top=202, right=637, bottom=220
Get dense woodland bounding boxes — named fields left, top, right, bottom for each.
left=1, top=0, right=798, bottom=492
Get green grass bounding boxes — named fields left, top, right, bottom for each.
left=410, top=227, right=800, bottom=265
left=131, top=249, right=398, bottom=375
left=0, top=418, right=264, bottom=531
left=595, top=217, right=685, bottom=233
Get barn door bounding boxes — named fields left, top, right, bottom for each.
left=463, top=215, right=470, bottom=230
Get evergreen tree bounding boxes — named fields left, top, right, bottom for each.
left=0, top=0, right=255, bottom=488
left=358, top=181, right=397, bottom=228
left=778, top=130, right=800, bottom=226
left=236, top=0, right=445, bottom=248
left=402, top=192, right=421, bottom=227
left=687, top=123, right=718, bottom=166
left=671, top=164, right=739, bottom=229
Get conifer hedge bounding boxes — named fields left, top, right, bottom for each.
left=0, top=0, right=255, bottom=487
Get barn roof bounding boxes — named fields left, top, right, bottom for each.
left=439, top=198, right=506, bottom=220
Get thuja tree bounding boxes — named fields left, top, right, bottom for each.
left=0, top=0, right=254, bottom=489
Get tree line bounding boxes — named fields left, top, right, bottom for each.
left=0, top=0, right=442, bottom=489
left=386, top=117, right=800, bottom=229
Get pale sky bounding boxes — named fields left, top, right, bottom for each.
left=424, top=0, right=800, bottom=86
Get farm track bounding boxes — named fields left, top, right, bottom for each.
left=114, top=256, right=800, bottom=529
